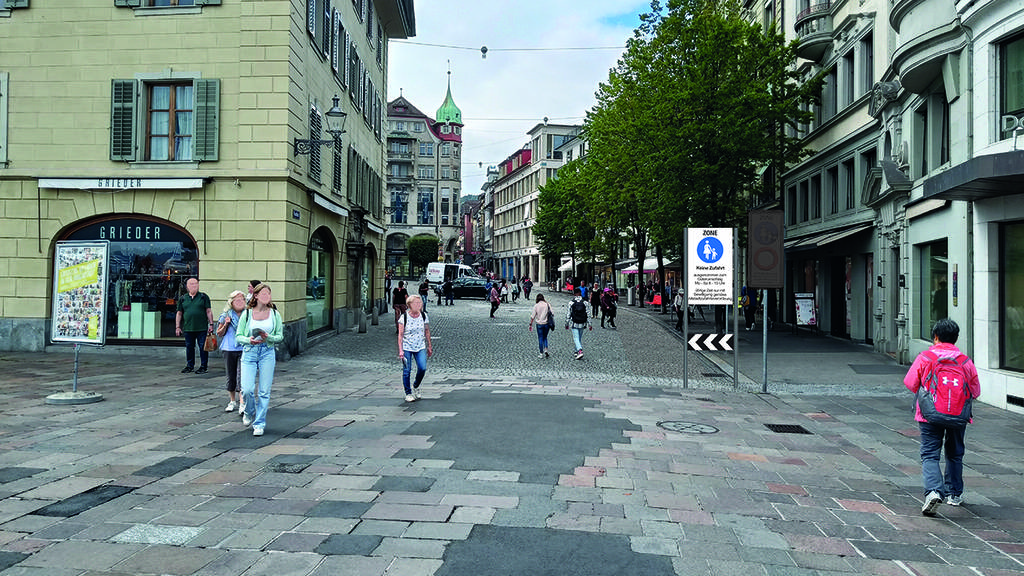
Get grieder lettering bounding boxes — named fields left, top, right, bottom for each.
left=703, top=230, right=718, bottom=236
left=99, top=225, right=161, bottom=240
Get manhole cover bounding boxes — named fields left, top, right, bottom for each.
left=657, top=421, right=719, bottom=434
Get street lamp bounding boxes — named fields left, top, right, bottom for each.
left=384, top=189, right=409, bottom=215
left=293, top=95, right=347, bottom=156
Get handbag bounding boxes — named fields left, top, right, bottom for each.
left=546, top=304, right=556, bottom=329
left=203, top=332, right=218, bottom=352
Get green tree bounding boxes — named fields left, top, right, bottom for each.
left=407, top=235, right=439, bottom=277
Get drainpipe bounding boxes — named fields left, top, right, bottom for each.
left=955, top=10, right=975, bottom=356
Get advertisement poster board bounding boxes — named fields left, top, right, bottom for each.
left=794, top=292, right=817, bottom=326
left=51, top=241, right=109, bottom=345
left=687, top=227, right=733, bottom=305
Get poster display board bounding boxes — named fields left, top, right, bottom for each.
left=51, top=241, right=109, bottom=345
left=687, top=228, right=733, bottom=305
left=794, top=292, right=817, bottom=326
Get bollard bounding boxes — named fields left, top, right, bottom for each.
left=371, top=305, right=379, bottom=326
left=358, top=311, right=367, bottom=333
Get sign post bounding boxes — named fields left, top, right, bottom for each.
left=48, top=240, right=109, bottom=405
left=686, top=228, right=736, bottom=388
left=748, top=210, right=785, bottom=393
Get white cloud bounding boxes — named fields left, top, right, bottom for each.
left=386, top=1, right=648, bottom=197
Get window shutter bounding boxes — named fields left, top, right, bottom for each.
left=331, top=9, right=340, bottom=73
left=5, top=0, right=30, bottom=8
left=193, top=79, right=219, bottom=161
left=114, top=0, right=141, bottom=7
left=307, top=0, right=316, bottom=37
left=309, top=107, right=322, bottom=183
left=110, top=79, right=137, bottom=161
left=0, top=73, right=8, bottom=166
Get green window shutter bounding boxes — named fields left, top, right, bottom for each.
left=193, top=78, right=219, bottom=161
left=114, top=0, right=141, bottom=7
left=5, top=0, right=30, bottom=9
left=110, top=79, right=137, bottom=161
left=0, top=73, right=8, bottom=166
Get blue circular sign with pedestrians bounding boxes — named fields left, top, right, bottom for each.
left=696, top=237, right=724, bottom=263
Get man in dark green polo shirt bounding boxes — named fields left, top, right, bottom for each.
left=175, top=277, right=214, bottom=374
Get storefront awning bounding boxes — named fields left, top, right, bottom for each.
left=923, top=149, right=1024, bottom=201
left=557, top=258, right=575, bottom=272
left=785, top=223, right=873, bottom=252
left=621, top=257, right=660, bottom=274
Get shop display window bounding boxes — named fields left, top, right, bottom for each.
left=919, top=240, right=948, bottom=340
left=1002, top=223, right=1024, bottom=371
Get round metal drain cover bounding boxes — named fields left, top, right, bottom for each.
left=657, top=421, right=719, bottom=434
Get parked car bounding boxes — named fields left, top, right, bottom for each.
left=433, top=276, right=489, bottom=300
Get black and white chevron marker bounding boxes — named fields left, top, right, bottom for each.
left=687, top=333, right=733, bottom=351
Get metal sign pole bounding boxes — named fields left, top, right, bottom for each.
left=762, top=294, right=769, bottom=393
left=733, top=231, right=739, bottom=388
left=683, top=232, right=689, bottom=389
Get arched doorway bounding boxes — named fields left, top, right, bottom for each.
left=306, top=228, right=335, bottom=334
left=61, top=215, right=197, bottom=342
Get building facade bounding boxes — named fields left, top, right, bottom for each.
left=0, top=0, right=414, bottom=354
left=491, top=123, right=579, bottom=282
left=775, top=0, right=1024, bottom=413
left=384, top=83, right=463, bottom=277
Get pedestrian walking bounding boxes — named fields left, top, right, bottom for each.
left=216, top=290, right=247, bottom=413
left=397, top=294, right=432, bottom=403
left=175, top=277, right=214, bottom=374
left=903, top=318, right=981, bottom=516
left=500, top=281, right=510, bottom=303
left=589, top=283, right=601, bottom=318
left=600, top=287, right=617, bottom=328
left=418, top=279, right=430, bottom=313
left=741, top=286, right=756, bottom=330
left=489, top=282, right=500, bottom=318
left=565, top=288, right=592, bottom=359
left=443, top=278, right=455, bottom=306
left=384, top=271, right=392, bottom=304
left=236, top=283, right=284, bottom=437
left=512, top=278, right=521, bottom=303
left=522, top=276, right=533, bottom=300
left=672, top=289, right=685, bottom=331
left=392, top=281, right=409, bottom=332
left=528, top=293, right=555, bottom=359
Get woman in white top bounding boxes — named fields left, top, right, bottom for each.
left=235, top=283, right=283, bottom=436
left=528, top=293, right=555, bottom=359
left=397, top=294, right=432, bottom=403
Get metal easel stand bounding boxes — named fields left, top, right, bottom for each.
left=45, top=343, right=105, bottom=405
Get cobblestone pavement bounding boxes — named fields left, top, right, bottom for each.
left=0, top=298, right=1021, bottom=576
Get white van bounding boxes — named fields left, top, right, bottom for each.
left=425, top=262, right=480, bottom=284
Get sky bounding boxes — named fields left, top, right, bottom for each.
left=386, top=1, right=650, bottom=199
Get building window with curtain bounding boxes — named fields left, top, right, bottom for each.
left=417, top=188, right=434, bottom=225
left=920, top=239, right=948, bottom=340
left=1002, top=223, right=1024, bottom=371
left=1001, top=32, right=1024, bottom=140
left=391, top=189, right=408, bottom=224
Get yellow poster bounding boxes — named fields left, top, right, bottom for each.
left=57, top=259, right=100, bottom=293
left=88, top=316, right=98, bottom=339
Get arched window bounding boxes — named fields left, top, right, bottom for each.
left=307, top=228, right=334, bottom=333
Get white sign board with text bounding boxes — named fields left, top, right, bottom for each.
left=687, top=228, right=733, bottom=305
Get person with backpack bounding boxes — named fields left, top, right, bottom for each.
left=397, top=294, right=432, bottom=403
left=565, top=288, right=592, bottom=360
left=600, top=287, right=617, bottom=329
left=903, top=318, right=981, bottom=516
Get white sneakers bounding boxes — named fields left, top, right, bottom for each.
left=225, top=401, right=236, bottom=412
left=242, top=414, right=252, bottom=427
left=405, top=394, right=416, bottom=402
left=252, top=427, right=264, bottom=436
left=947, top=494, right=963, bottom=506
left=574, top=350, right=584, bottom=360
left=922, top=491, right=943, bottom=516
left=413, top=389, right=421, bottom=399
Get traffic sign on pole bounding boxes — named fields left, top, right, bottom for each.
left=687, top=228, right=733, bottom=305
left=748, top=211, right=784, bottom=289
left=687, top=333, right=733, bottom=351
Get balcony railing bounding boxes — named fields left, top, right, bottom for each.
left=795, top=1, right=830, bottom=24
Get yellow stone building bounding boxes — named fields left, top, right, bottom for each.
left=0, top=0, right=415, bottom=355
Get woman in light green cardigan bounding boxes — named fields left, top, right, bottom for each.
left=235, top=283, right=284, bottom=437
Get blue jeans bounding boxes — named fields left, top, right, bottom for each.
left=571, top=327, right=584, bottom=352
left=402, top=348, right=428, bottom=394
left=536, top=324, right=550, bottom=353
left=240, top=343, right=276, bottom=430
left=919, top=422, right=966, bottom=497
left=183, top=331, right=209, bottom=369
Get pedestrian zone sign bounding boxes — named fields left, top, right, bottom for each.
left=687, top=228, right=733, bottom=305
